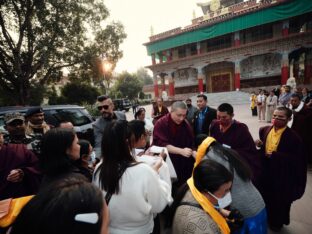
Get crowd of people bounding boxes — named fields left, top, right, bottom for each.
left=0, top=87, right=311, bottom=233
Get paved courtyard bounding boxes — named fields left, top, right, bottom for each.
left=126, top=101, right=312, bottom=234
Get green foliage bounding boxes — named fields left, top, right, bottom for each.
left=0, top=83, right=45, bottom=106
left=113, top=72, right=143, bottom=100
left=28, top=84, right=46, bottom=105
left=0, top=1, right=126, bottom=105
left=136, top=67, right=153, bottom=85
left=61, top=83, right=100, bottom=105
left=139, top=91, right=145, bottom=99
left=82, top=102, right=100, bottom=118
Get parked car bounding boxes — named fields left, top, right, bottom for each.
left=0, top=105, right=95, bottom=145
left=112, top=98, right=131, bottom=112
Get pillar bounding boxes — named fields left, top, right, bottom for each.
left=197, top=67, right=204, bottom=93
left=168, top=73, right=175, bottom=98
left=234, top=61, right=241, bottom=90
left=166, top=50, right=172, bottom=62
left=304, top=52, right=312, bottom=84
left=282, top=20, right=289, bottom=37
left=186, top=47, right=191, bottom=57
left=161, top=75, right=166, bottom=93
left=197, top=42, right=201, bottom=55
left=159, top=52, right=163, bottom=64
left=281, top=52, right=289, bottom=85
left=153, top=75, right=159, bottom=98
left=234, top=32, right=240, bottom=47
left=293, top=58, right=300, bottom=80
left=151, top=53, right=156, bottom=65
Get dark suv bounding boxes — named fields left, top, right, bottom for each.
left=0, top=105, right=95, bottom=144
left=113, top=98, right=131, bottom=112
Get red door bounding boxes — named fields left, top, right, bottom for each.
left=211, top=74, right=231, bottom=92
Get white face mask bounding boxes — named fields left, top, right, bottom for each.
left=208, top=191, right=232, bottom=209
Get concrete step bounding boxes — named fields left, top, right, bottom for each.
left=188, top=91, right=251, bottom=107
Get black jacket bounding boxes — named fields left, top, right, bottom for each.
left=193, top=106, right=217, bottom=135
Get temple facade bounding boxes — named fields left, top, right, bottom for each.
left=144, top=0, right=312, bottom=99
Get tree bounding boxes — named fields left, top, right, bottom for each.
left=113, top=72, right=143, bottom=100
left=61, top=83, right=100, bottom=105
left=0, top=0, right=126, bottom=105
left=136, top=67, right=153, bottom=85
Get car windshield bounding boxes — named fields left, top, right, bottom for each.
left=46, top=109, right=91, bottom=127
left=123, top=99, right=131, bottom=105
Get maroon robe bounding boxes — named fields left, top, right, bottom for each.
left=290, top=105, right=312, bottom=163
left=0, top=144, right=41, bottom=200
left=258, top=126, right=306, bottom=227
left=152, top=114, right=195, bottom=186
left=152, top=105, right=169, bottom=124
left=209, top=120, right=262, bottom=184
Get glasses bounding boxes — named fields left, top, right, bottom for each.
left=97, top=105, right=110, bottom=111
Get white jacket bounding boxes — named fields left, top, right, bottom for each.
left=93, top=163, right=172, bottom=234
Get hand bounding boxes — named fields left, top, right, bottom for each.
left=7, top=169, right=24, bottom=182
left=254, top=139, right=263, bottom=147
left=159, top=149, right=167, bottom=160
left=136, top=151, right=145, bottom=157
left=179, top=148, right=193, bottom=157
left=192, top=150, right=197, bottom=159
left=152, top=157, right=163, bottom=172
left=144, top=147, right=155, bottom=156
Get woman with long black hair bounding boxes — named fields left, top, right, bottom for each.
left=93, top=120, right=172, bottom=234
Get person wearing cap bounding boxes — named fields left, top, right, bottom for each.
left=3, top=113, right=42, bottom=156
left=25, top=107, right=50, bottom=136
left=92, top=95, right=126, bottom=158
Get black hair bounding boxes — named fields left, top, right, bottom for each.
left=217, top=103, right=234, bottom=115
left=11, top=178, right=104, bottom=234
left=134, top=108, right=146, bottom=119
left=166, top=159, right=233, bottom=227
left=195, top=134, right=208, bottom=148
left=290, top=93, right=302, bottom=100
left=128, top=120, right=146, bottom=142
left=197, top=94, right=207, bottom=101
left=193, top=159, right=233, bottom=192
left=40, top=128, right=76, bottom=176
left=95, top=120, right=137, bottom=195
left=208, top=142, right=252, bottom=181
left=78, top=139, right=91, bottom=158
left=97, top=95, right=109, bottom=102
left=276, top=106, right=292, bottom=119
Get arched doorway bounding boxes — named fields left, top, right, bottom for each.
left=205, top=62, right=234, bottom=92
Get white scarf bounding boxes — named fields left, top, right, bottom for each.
left=287, top=101, right=304, bottom=128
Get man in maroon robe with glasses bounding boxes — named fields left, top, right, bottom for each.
left=152, top=101, right=196, bottom=194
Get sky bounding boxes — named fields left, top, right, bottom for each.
left=104, top=0, right=203, bottom=74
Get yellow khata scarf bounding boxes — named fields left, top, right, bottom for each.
left=251, top=95, right=256, bottom=109
left=265, top=126, right=286, bottom=155
left=187, top=136, right=230, bottom=234
left=0, top=195, right=34, bottom=227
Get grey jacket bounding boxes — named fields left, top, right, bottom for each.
left=93, top=111, right=126, bottom=158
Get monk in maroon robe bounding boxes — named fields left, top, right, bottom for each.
left=256, top=107, right=306, bottom=231
left=209, top=103, right=262, bottom=185
left=288, top=93, right=312, bottom=163
left=153, top=101, right=195, bottom=190
left=0, top=143, right=41, bottom=200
